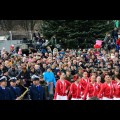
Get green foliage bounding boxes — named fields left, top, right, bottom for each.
left=41, top=20, right=114, bottom=48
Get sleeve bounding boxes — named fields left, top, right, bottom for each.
left=68, top=84, right=73, bottom=100
left=8, top=89, right=14, bottom=100
left=83, top=83, right=89, bottom=100
left=17, top=71, right=21, bottom=79
left=42, top=87, right=46, bottom=100
left=29, top=86, right=33, bottom=100
left=66, top=80, right=71, bottom=89
left=80, top=80, right=85, bottom=91
left=8, top=69, right=12, bottom=78
left=112, top=83, right=115, bottom=96
left=53, top=73, right=56, bottom=87
left=16, top=70, right=20, bottom=78
left=43, top=72, right=46, bottom=82
left=8, top=88, right=12, bottom=100
left=98, top=84, right=105, bottom=98
left=54, top=81, right=59, bottom=100
left=18, top=88, right=22, bottom=96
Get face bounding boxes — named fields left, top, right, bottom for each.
left=12, top=67, right=15, bottom=71
left=33, top=80, right=39, bottom=85
left=52, top=65, right=55, bottom=69
left=92, top=72, right=97, bottom=77
left=16, top=80, right=20, bottom=84
left=10, top=81, right=16, bottom=87
left=64, top=66, right=67, bottom=70
left=40, top=78, right=44, bottom=81
left=73, top=60, right=77, bottom=64
left=108, top=65, right=111, bottom=69
left=97, top=76, right=101, bottom=83
left=115, top=77, right=118, bottom=82
left=76, top=78, right=80, bottom=83
left=115, top=71, right=119, bottom=75
left=43, top=64, right=46, bottom=68
left=105, top=75, right=111, bottom=83
left=45, top=53, right=48, bottom=56
left=49, top=53, right=52, bottom=57
left=0, top=81, right=7, bottom=87
left=71, top=66, right=74, bottom=70
left=49, top=59, right=52, bottom=63
left=35, top=65, right=40, bottom=70
left=91, top=76, right=96, bottom=82
left=60, top=73, right=66, bottom=79
left=115, top=52, right=118, bottom=57
left=47, top=68, right=51, bottom=72
left=83, top=72, right=88, bottom=78
left=4, top=72, right=8, bottom=76
left=66, top=71, right=70, bottom=76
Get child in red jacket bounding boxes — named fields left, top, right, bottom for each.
left=68, top=75, right=83, bottom=100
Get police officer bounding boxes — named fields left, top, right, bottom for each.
left=29, top=75, right=46, bottom=100
left=0, top=76, right=11, bottom=100
left=9, top=77, right=21, bottom=100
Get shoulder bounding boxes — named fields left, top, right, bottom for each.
left=7, top=86, right=12, bottom=89
left=16, top=87, right=21, bottom=90
left=71, top=83, right=75, bottom=87
left=43, top=72, right=47, bottom=75
left=101, top=83, right=106, bottom=87
left=111, top=80, right=116, bottom=84
left=65, top=80, right=71, bottom=83
left=56, top=80, right=61, bottom=83
left=41, top=86, right=45, bottom=90
left=51, top=72, right=54, bottom=75
left=6, top=87, right=11, bottom=91
left=29, top=85, right=34, bottom=89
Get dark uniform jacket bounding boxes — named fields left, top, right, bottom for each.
left=0, top=86, right=11, bottom=100
left=9, top=86, right=21, bottom=100
left=29, top=85, right=46, bottom=100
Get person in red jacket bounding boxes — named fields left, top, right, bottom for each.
left=83, top=75, right=100, bottom=100
left=116, top=38, right=120, bottom=50
left=113, top=74, right=120, bottom=100
left=68, top=75, right=83, bottom=100
left=80, top=71, right=90, bottom=97
left=98, top=74, right=114, bottom=100
left=96, top=76, right=102, bottom=88
left=54, top=72, right=71, bottom=100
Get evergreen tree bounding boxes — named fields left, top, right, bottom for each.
left=41, top=20, right=114, bottom=49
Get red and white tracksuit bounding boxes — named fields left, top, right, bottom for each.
left=83, top=82, right=101, bottom=100
left=113, top=82, right=120, bottom=100
left=98, top=82, right=114, bottom=100
left=68, top=82, right=83, bottom=100
left=80, top=77, right=90, bottom=97
left=54, top=80, right=71, bottom=100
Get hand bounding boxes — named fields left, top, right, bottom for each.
left=65, top=90, right=68, bottom=94
left=16, top=97, right=21, bottom=100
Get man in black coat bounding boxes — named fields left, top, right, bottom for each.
left=8, top=65, right=20, bottom=78
left=18, top=66, right=31, bottom=87
left=29, top=75, right=46, bottom=100
left=9, top=77, right=21, bottom=100
left=0, top=76, right=11, bottom=100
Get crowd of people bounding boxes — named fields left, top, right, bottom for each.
left=0, top=27, right=120, bottom=100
